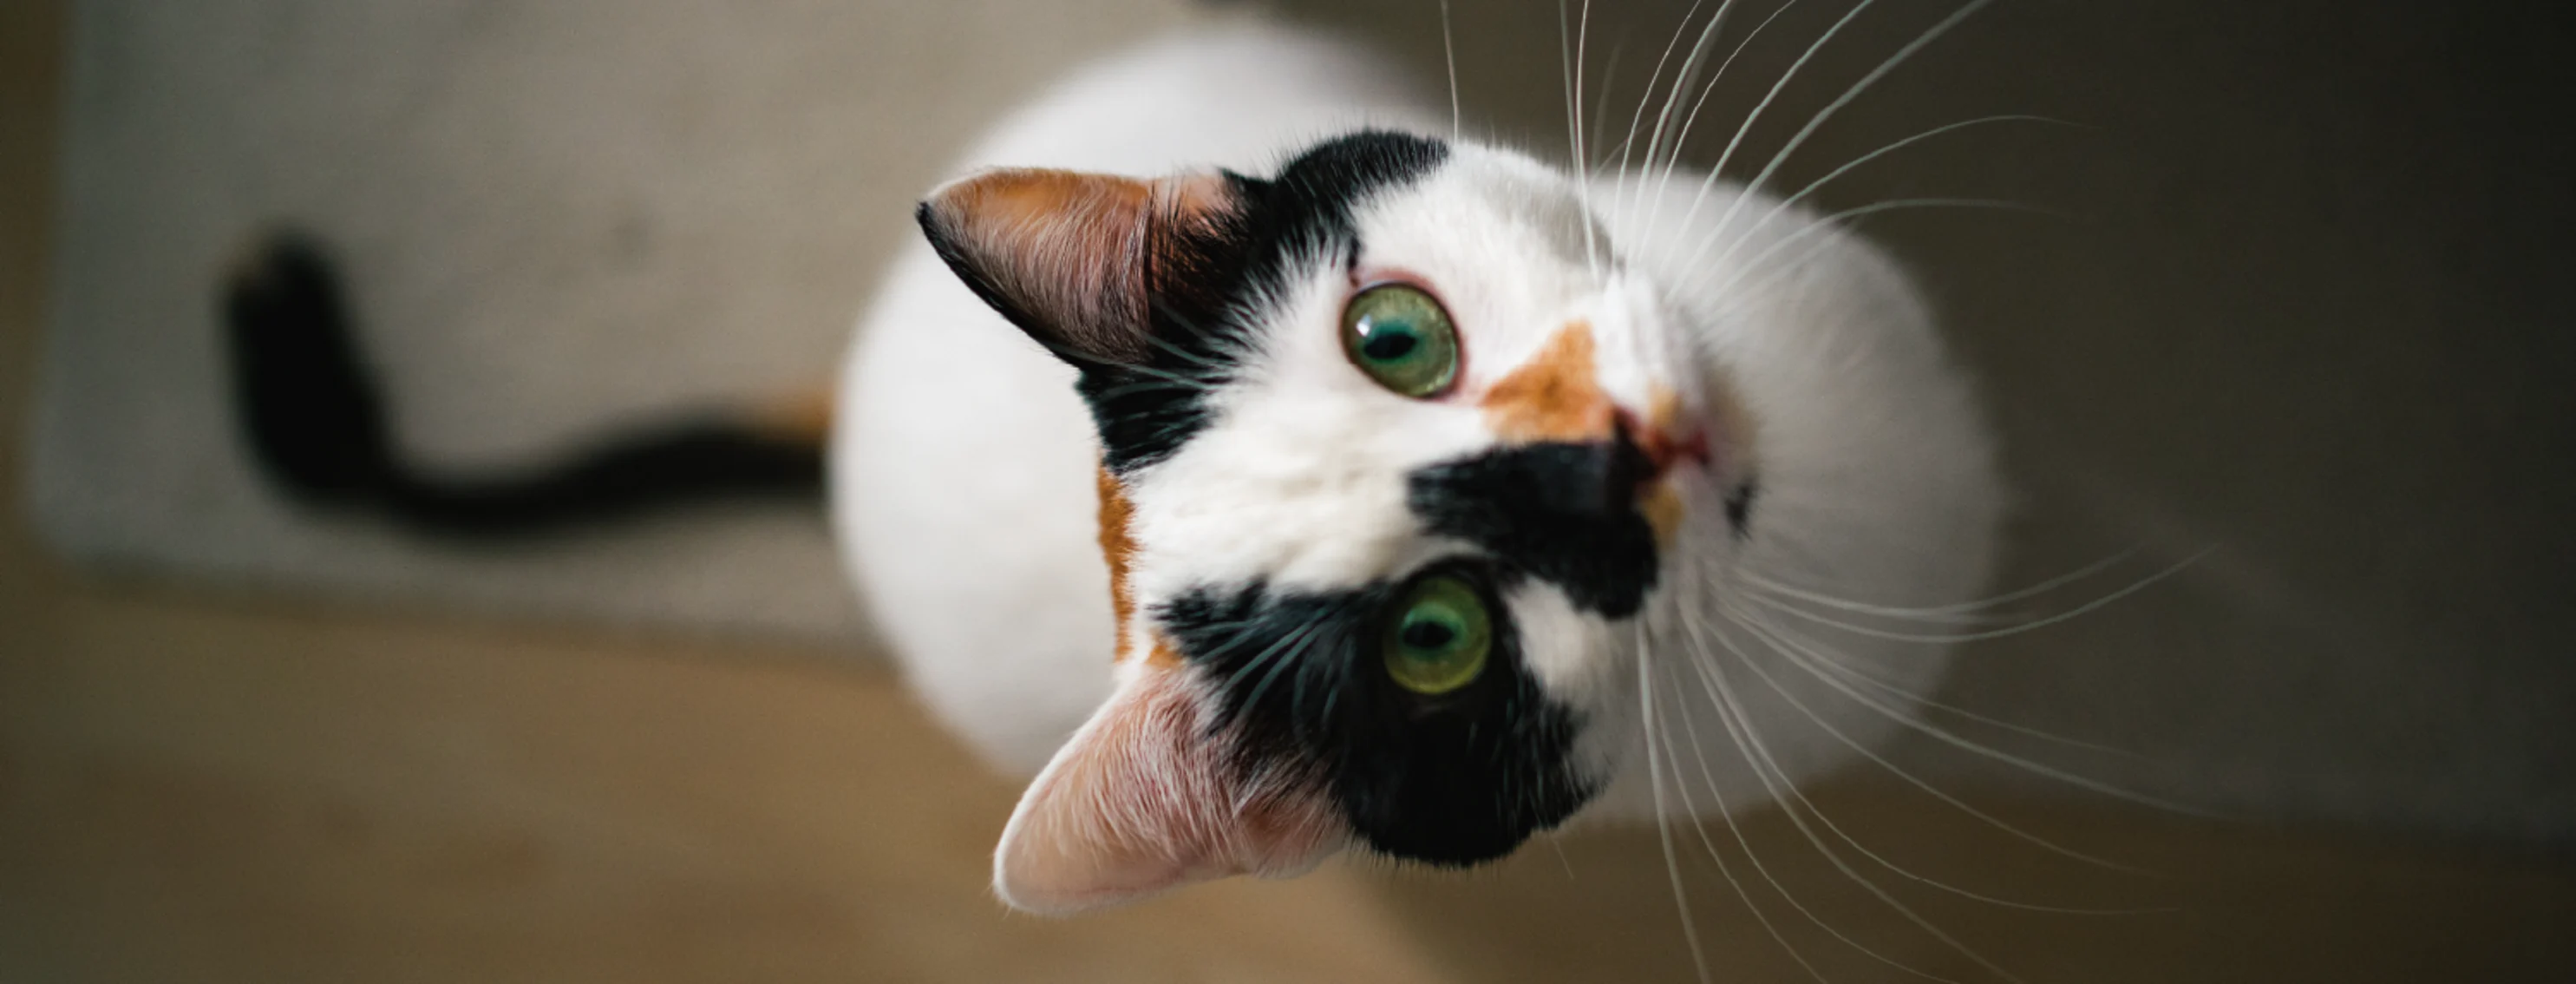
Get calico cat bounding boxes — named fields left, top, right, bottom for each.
left=227, top=23, right=2001, bottom=916
left=838, top=23, right=2002, bottom=913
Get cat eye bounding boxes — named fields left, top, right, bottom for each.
left=1341, top=284, right=1459, bottom=398
left=1382, top=574, right=1493, bottom=695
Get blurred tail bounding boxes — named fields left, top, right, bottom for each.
left=220, top=231, right=827, bottom=538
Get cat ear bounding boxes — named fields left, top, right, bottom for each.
left=917, top=167, right=1243, bottom=368
left=992, top=657, right=1344, bottom=915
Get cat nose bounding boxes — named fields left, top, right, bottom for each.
left=1616, top=406, right=1712, bottom=488
left=1480, top=321, right=1709, bottom=489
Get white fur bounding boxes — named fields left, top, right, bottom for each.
left=833, top=24, right=2003, bottom=826
left=833, top=24, right=1436, bottom=772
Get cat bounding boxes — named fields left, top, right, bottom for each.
left=226, top=21, right=2002, bottom=917
left=849, top=21, right=2004, bottom=914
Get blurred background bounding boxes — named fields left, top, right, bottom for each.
left=3, top=1, right=2573, bottom=981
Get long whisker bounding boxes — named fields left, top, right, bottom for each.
left=1691, top=197, right=2051, bottom=299
left=1700, top=115, right=2067, bottom=275
left=1728, top=597, right=2207, bottom=821
left=1438, top=0, right=1461, bottom=141
left=1658, top=682, right=1833, bottom=983
left=1650, top=0, right=1803, bottom=223
left=1632, top=1, right=1736, bottom=227
left=1679, top=622, right=2004, bottom=981
left=1702, top=0, right=1998, bottom=263
left=1692, top=611, right=2050, bottom=981
left=1562, top=0, right=1602, bottom=277
left=1662, top=557, right=1913, bottom=981
left=1614, top=0, right=1708, bottom=221
left=1744, top=549, right=2141, bottom=619
left=1746, top=548, right=2213, bottom=645
left=1678, top=585, right=2149, bottom=869
left=1750, top=620, right=2148, bottom=759
left=1638, top=621, right=1719, bottom=984
left=1686, top=591, right=2167, bottom=917
left=1687, top=0, right=1879, bottom=253
left=1588, top=40, right=1627, bottom=173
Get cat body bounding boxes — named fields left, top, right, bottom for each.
left=831, top=23, right=2004, bottom=912
left=222, top=17, right=2001, bottom=918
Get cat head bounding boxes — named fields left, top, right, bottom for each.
left=919, top=130, right=1760, bottom=914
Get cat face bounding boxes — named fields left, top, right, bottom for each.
left=919, top=131, right=1757, bottom=913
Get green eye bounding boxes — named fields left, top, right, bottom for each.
left=1383, top=574, right=1493, bottom=695
left=1341, top=284, right=1460, bottom=398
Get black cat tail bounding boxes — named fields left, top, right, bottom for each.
left=220, top=230, right=828, bottom=539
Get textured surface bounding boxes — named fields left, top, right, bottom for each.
left=22, top=0, right=2576, bottom=849
left=27, top=0, right=1192, bottom=644
left=4, top=5, right=2574, bottom=981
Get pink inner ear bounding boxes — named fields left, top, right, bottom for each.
left=993, top=660, right=1345, bottom=915
left=918, top=167, right=1238, bottom=367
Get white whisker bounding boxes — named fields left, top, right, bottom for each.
left=1438, top=0, right=1461, bottom=141
left=1700, top=114, right=2065, bottom=275
left=1684, top=583, right=2171, bottom=918
left=1650, top=0, right=1802, bottom=225
left=1747, top=548, right=2214, bottom=645
left=1684, top=0, right=1878, bottom=254
left=1614, top=0, right=1709, bottom=221
left=1745, top=548, right=2141, bottom=619
left=1727, top=596, right=2206, bottom=821
left=1748, top=619, right=2148, bottom=760
left=1633, top=1, right=1737, bottom=228
left=1677, top=580, right=2150, bottom=868
left=1692, top=196, right=2051, bottom=299
left=1701, top=0, right=1997, bottom=265
left=1685, top=603, right=2039, bottom=981
left=1664, top=554, right=1912, bottom=981
left=1638, top=620, right=1719, bottom=983
left=1558, top=2, right=1591, bottom=277
left=1588, top=40, right=1627, bottom=173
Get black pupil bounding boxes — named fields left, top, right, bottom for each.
left=1362, top=328, right=1418, bottom=362
left=1401, top=620, right=1455, bottom=651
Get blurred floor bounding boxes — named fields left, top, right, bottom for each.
left=3, top=3, right=2573, bottom=982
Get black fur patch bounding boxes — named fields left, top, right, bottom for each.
left=1406, top=438, right=1664, bottom=619
left=1068, top=130, right=1450, bottom=473
left=1725, top=479, right=1759, bottom=537
left=1155, top=566, right=1595, bottom=866
left=223, top=233, right=824, bottom=538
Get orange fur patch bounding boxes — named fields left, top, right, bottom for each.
left=1096, top=466, right=1139, bottom=661
left=1645, top=385, right=1683, bottom=439
left=1481, top=321, right=1614, bottom=443
left=1641, top=483, right=1685, bottom=544
left=742, top=386, right=834, bottom=447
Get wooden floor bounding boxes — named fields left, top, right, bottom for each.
left=4, top=4, right=2570, bottom=981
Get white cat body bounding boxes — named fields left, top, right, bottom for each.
left=830, top=22, right=2002, bottom=886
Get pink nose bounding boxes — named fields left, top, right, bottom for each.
left=1616, top=406, right=1712, bottom=486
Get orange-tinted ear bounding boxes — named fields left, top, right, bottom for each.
left=918, top=167, right=1241, bottom=367
left=993, top=658, right=1344, bottom=915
